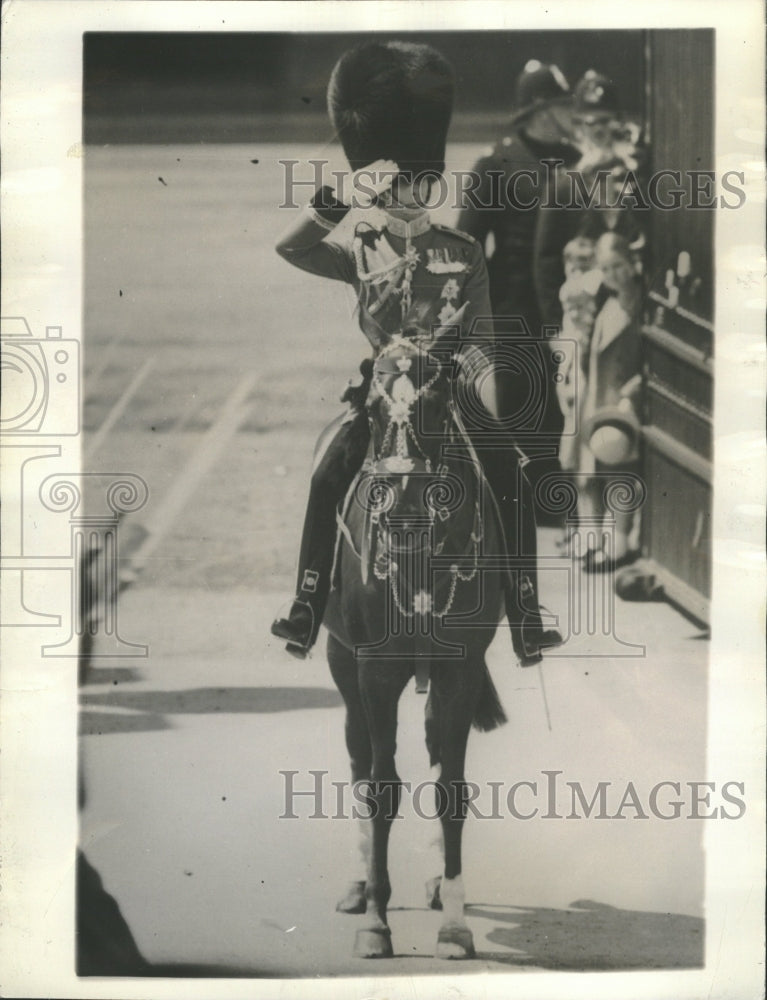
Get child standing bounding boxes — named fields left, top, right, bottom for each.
left=577, top=231, right=643, bottom=571
left=554, top=236, right=602, bottom=473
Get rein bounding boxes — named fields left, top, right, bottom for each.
left=336, top=336, right=483, bottom=619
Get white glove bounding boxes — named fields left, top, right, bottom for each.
left=335, top=159, right=399, bottom=208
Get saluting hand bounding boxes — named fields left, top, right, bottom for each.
left=343, top=159, right=399, bottom=208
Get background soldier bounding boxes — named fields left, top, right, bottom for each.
left=457, top=61, right=581, bottom=514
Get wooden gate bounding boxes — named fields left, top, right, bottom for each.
left=639, top=29, right=715, bottom=624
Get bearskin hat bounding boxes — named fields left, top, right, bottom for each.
left=327, top=41, right=454, bottom=178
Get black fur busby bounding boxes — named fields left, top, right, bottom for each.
left=327, top=41, right=454, bottom=178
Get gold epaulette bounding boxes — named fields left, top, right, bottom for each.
left=431, top=223, right=479, bottom=247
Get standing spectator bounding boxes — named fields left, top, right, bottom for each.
left=553, top=236, right=603, bottom=540
left=577, top=231, right=643, bottom=572
left=457, top=60, right=581, bottom=508
left=534, top=70, right=646, bottom=332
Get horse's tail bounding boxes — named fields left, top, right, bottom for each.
left=425, top=662, right=506, bottom=766
left=472, top=663, right=507, bottom=733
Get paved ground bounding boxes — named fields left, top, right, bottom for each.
left=77, top=142, right=708, bottom=978
left=79, top=532, right=707, bottom=977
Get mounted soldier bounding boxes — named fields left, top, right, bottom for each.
left=270, top=40, right=563, bottom=666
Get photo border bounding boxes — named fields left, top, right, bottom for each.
left=1, top=2, right=764, bottom=998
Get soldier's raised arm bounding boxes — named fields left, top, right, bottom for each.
left=275, top=159, right=398, bottom=283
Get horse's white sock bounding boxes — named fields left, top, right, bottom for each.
left=440, top=874, right=466, bottom=926
left=426, top=826, right=444, bottom=868
left=350, top=817, right=372, bottom=881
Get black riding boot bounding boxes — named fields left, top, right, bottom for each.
left=475, top=439, right=564, bottom=666
left=271, top=407, right=370, bottom=658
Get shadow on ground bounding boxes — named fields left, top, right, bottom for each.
left=469, top=899, right=704, bottom=970
left=80, top=685, right=343, bottom=735
left=81, top=667, right=146, bottom=685
left=79, top=711, right=171, bottom=736
left=82, top=685, right=343, bottom=714
left=77, top=842, right=704, bottom=978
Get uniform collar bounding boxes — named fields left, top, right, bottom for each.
left=383, top=208, right=431, bottom=240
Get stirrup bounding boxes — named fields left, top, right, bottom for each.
left=285, top=641, right=311, bottom=661
left=270, top=620, right=312, bottom=659
left=270, top=599, right=317, bottom=658
left=518, top=610, right=564, bottom=667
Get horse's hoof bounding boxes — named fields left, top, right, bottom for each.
left=436, top=925, right=475, bottom=959
left=336, top=880, right=366, bottom=914
left=354, top=927, right=393, bottom=959
left=425, top=875, right=442, bottom=910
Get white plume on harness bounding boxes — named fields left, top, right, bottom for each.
left=331, top=336, right=487, bottom=619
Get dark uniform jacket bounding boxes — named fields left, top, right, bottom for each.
left=456, top=126, right=579, bottom=333
left=275, top=185, right=501, bottom=500
left=276, top=186, right=494, bottom=356
left=456, top=128, right=580, bottom=481
left=275, top=188, right=550, bottom=661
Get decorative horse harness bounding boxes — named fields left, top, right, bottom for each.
left=333, top=336, right=483, bottom=621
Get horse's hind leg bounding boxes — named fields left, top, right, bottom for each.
left=423, top=691, right=444, bottom=910
left=353, top=657, right=412, bottom=958
left=327, top=634, right=371, bottom=914
left=430, top=660, right=484, bottom=959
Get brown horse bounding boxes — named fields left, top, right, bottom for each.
left=324, top=335, right=508, bottom=959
